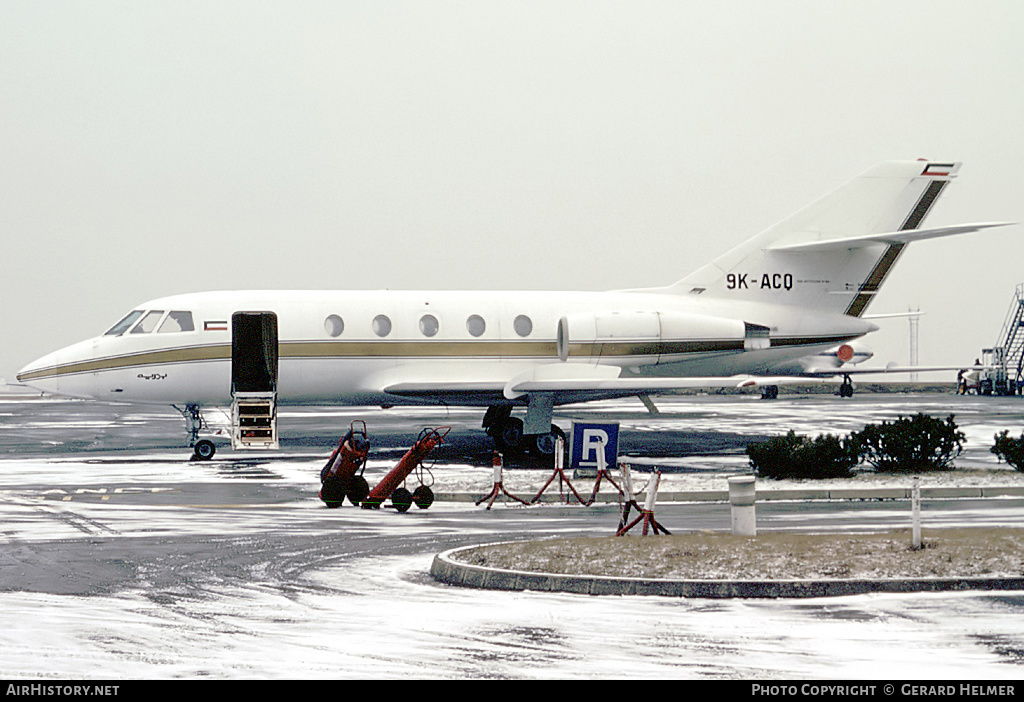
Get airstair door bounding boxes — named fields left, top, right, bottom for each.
left=231, top=312, right=279, bottom=450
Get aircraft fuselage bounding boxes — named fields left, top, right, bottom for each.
left=17, top=288, right=873, bottom=407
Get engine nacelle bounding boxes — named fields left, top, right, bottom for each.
left=767, top=340, right=874, bottom=375
left=557, top=310, right=746, bottom=364
left=835, top=341, right=873, bottom=366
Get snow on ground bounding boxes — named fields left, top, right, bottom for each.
left=2, top=393, right=1024, bottom=678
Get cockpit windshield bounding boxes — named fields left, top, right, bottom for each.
left=105, top=310, right=144, bottom=336
left=104, top=310, right=195, bottom=336
left=130, top=310, right=165, bottom=334
left=159, top=311, right=195, bottom=333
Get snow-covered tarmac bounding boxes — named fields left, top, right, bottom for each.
left=1, top=392, right=1023, bottom=679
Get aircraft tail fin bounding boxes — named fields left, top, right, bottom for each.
left=668, top=161, right=1006, bottom=316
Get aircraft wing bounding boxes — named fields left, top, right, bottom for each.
left=381, top=380, right=509, bottom=402
left=799, top=364, right=985, bottom=377
left=382, top=367, right=817, bottom=406
left=380, top=354, right=980, bottom=407
left=383, top=364, right=979, bottom=406
left=502, top=375, right=826, bottom=404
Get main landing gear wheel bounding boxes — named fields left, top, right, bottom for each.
left=488, top=416, right=565, bottom=457
left=838, top=375, right=854, bottom=398
left=493, top=417, right=525, bottom=453
left=192, top=439, right=216, bottom=461
left=530, top=425, right=566, bottom=456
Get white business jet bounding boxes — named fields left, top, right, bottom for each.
left=17, top=161, right=1009, bottom=459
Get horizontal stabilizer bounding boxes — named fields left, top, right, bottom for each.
left=768, top=222, right=1013, bottom=253
left=862, top=311, right=926, bottom=320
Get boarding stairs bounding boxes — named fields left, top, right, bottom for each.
left=981, top=284, right=1024, bottom=396
left=231, top=392, right=279, bottom=450
left=229, top=311, right=280, bottom=449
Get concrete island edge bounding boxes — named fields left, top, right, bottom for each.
left=428, top=542, right=1024, bottom=599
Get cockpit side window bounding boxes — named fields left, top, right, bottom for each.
left=105, top=310, right=144, bottom=336
left=158, top=311, right=195, bottom=333
left=130, top=310, right=165, bottom=334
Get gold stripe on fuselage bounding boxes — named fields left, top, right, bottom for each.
left=279, top=340, right=557, bottom=359
left=17, top=344, right=230, bottom=382
left=18, top=340, right=559, bottom=381
left=17, top=335, right=854, bottom=383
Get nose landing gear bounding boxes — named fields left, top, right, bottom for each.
left=176, top=404, right=218, bottom=461
left=192, top=439, right=216, bottom=461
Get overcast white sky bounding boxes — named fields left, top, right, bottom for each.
left=2, top=1, right=1022, bottom=382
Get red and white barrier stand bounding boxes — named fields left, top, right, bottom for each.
left=615, top=462, right=643, bottom=531
left=586, top=440, right=623, bottom=506
left=477, top=451, right=530, bottom=510
left=530, top=436, right=588, bottom=505
left=615, top=470, right=670, bottom=536
left=363, top=426, right=448, bottom=512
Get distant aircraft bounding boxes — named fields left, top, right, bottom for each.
left=17, top=161, right=1010, bottom=459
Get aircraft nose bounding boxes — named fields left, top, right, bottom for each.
left=16, top=338, right=99, bottom=399
left=16, top=350, right=64, bottom=395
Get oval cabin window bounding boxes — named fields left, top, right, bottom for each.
left=419, top=314, right=439, bottom=337
left=372, top=315, right=392, bottom=337
left=466, top=314, right=486, bottom=337
left=324, top=314, right=345, bottom=337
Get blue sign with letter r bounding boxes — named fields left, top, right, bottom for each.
left=568, top=421, right=619, bottom=471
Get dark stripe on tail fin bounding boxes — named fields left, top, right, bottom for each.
left=844, top=179, right=948, bottom=317
left=902, top=180, right=948, bottom=230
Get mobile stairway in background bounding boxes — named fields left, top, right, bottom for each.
left=979, top=284, right=1024, bottom=396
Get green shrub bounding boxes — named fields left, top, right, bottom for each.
left=851, top=413, right=964, bottom=473
left=747, top=430, right=859, bottom=480
left=991, top=430, right=1024, bottom=472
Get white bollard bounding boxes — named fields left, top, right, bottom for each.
left=728, top=476, right=757, bottom=536
left=492, top=452, right=503, bottom=483
left=911, top=477, right=922, bottom=549
left=644, top=471, right=661, bottom=513
left=621, top=463, right=635, bottom=504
